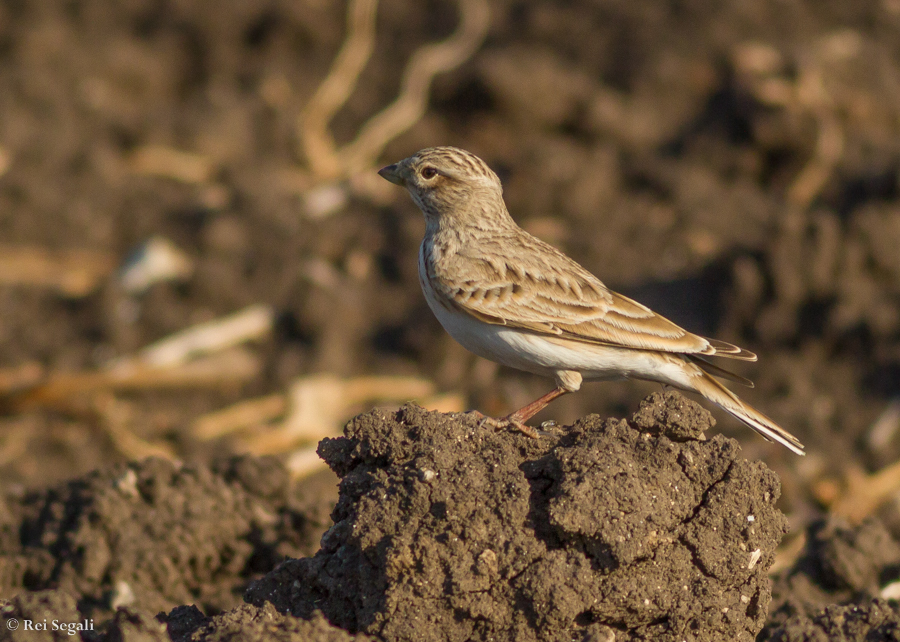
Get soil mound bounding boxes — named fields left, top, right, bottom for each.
left=247, top=392, right=787, bottom=642
left=4, top=394, right=899, bottom=640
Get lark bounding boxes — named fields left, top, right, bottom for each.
left=378, top=146, right=804, bottom=455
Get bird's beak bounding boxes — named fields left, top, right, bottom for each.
left=378, top=163, right=405, bottom=186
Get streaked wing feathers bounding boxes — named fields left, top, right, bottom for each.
left=433, top=241, right=754, bottom=360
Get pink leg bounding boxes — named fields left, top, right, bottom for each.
left=474, top=387, right=570, bottom=438
left=508, top=386, right=569, bottom=423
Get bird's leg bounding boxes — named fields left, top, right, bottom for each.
left=507, top=386, right=569, bottom=424
left=475, top=387, right=570, bottom=438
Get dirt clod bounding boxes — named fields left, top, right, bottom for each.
left=765, top=599, right=900, bottom=642
left=164, top=603, right=375, bottom=642
left=630, top=390, right=715, bottom=441
left=246, top=392, right=787, bottom=642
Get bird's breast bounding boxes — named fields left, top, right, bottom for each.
left=417, top=242, right=558, bottom=375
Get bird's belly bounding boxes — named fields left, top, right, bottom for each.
left=423, top=290, right=684, bottom=385
left=418, top=255, right=691, bottom=387
left=429, top=302, right=565, bottom=375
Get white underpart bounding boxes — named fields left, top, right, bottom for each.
left=418, top=245, right=696, bottom=393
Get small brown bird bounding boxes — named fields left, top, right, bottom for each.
left=378, top=146, right=804, bottom=455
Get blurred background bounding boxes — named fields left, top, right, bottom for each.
left=1, top=0, right=900, bottom=540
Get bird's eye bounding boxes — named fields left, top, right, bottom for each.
left=421, top=167, right=438, bottom=180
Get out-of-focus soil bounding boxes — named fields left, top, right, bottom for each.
left=3, top=0, right=900, bottom=639
left=764, top=517, right=900, bottom=640
left=2, top=0, right=900, bottom=498
left=0, top=455, right=337, bottom=620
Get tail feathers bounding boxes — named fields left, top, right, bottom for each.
left=704, top=338, right=758, bottom=361
left=695, top=371, right=805, bottom=456
left=688, top=355, right=754, bottom=388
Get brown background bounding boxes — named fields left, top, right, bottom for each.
left=1, top=0, right=900, bottom=536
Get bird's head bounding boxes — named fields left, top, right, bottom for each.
left=378, top=147, right=508, bottom=230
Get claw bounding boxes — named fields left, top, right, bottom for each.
left=464, top=410, right=491, bottom=430
left=507, top=419, right=540, bottom=439
left=467, top=410, right=541, bottom=439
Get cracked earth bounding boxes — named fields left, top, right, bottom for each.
left=244, top=392, right=786, bottom=642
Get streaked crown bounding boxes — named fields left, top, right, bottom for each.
left=378, top=147, right=509, bottom=228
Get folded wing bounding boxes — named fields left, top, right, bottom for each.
left=432, top=235, right=756, bottom=362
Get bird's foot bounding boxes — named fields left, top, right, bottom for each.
left=467, top=410, right=541, bottom=439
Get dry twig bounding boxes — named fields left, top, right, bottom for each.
left=0, top=362, right=44, bottom=394
left=5, top=348, right=262, bottom=413
left=294, top=0, right=489, bottom=198
left=189, top=373, right=464, bottom=477
left=337, top=0, right=490, bottom=175
left=0, top=146, right=10, bottom=177
left=286, top=446, right=325, bottom=479
left=829, top=459, right=900, bottom=523
left=813, top=401, right=900, bottom=522
left=94, top=393, right=178, bottom=461
left=867, top=399, right=900, bottom=452
left=128, top=145, right=215, bottom=184
left=111, top=304, right=274, bottom=371
left=3, top=305, right=273, bottom=413
left=191, top=393, right=287, bottom=440
left=300, top=0, right=379, bottom=179
left=785, top=66, right=844, bottom=210
left=0, top=245, right=116, bottom=297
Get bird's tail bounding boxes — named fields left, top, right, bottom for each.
left=693, top=368, right=805, bottom=455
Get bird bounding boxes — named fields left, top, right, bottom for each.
left=377, top=146, right=804, bottom=455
